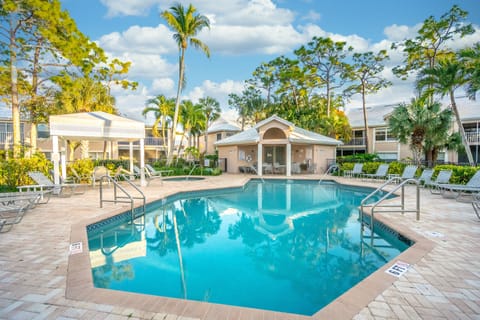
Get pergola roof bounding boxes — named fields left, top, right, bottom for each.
left=49, top=111, right=145, bottom=141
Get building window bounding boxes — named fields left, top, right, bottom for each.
left=37, top=124, right=50, bottom=138
left=0, top=121, right=24, bottom=145
left=216, top=133, right=222, bottom=141
left=375, top=127, right=396, bottom=142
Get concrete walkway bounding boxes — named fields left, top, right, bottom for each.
left=0, top=174, right=479, bottom=319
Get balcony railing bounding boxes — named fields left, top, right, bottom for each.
left=465, top=131, right=480, bottom=144
left=0, top=131, right=24, bottom=147
left=118, top=137, right=165, bottom=147
left=342, top=137, right=365, bottom=146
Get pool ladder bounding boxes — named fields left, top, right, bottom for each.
left=99, top=175, right=146, bottom=220
left=318, top=164, right=339, bottom=184
left=359, top=178, right=420, bottom=246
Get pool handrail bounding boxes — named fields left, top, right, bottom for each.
left=99, top=175, right=146, bottom=219
left=360, top=177, right=420, bottom=243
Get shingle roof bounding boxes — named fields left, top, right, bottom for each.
left=215, top=115, right=342, bottom=146
left=207, top=118, right=241, bottom=133
left=347, top=97, right=480, bottom=128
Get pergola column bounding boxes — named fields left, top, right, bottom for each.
left=52, top=135, right=60, bottom=188
left=286, top=143, right=292, bottom=177
left=257, top=143, right=263, bottom=176
left=140, top=138, right=147, bottom=186
left=129, top=142, right=134, bottom=174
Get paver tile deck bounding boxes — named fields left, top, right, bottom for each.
left=0, top=174, right=479, bottom=319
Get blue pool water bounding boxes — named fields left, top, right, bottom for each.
left=87, top=179, right=410, bottom=315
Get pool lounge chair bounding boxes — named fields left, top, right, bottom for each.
left=0, top=199, right=32, bottom=232
left=344, top=163, right=364, bottom=178
left=399, top=165, right=418, bottom=182
left=362, top=164, right=389, bottom=181
left=92, top=166, right=110, bottom=187
left=18, top=171, right=85, bottom=196
left=437, top=170, right=480, bottom=201
left=0, top=191, right=43, bottom=208
left=134, top=165, right=162, bottom=185
left=426, top=170, right=453, bottom=194
left=416, top=168, right=434, bottom=187
left=473, top=193, right=480, bottom=219
left=146, top=164, right=173, bottom=177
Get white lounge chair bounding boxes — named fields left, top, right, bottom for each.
left=146, top=164, right=173, bottom=177
left=18, top=171, right=84, bottom=197
left=91, top=166, right=110, bottom=187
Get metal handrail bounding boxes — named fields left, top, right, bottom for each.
left=360, top=178, right=420, bottom=238
left=318, top=164, right=339, bottom=184
left=187, top=164, right=199, bottom=180
left=99, top=175, right=146, bottom=219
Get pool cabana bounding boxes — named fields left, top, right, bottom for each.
left=49, top=111, right=147, bottom=186
left=215, top=115, right=342, bottom=176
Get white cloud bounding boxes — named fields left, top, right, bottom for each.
left=98, top=24, right=176, bottom=55
left=100, top=0, right=159, bottom=17
left=383, top=24, right=420, bottom=42
left=184, top=79, right=244, bottom=108
left=151, top=78, right=175, bottom=94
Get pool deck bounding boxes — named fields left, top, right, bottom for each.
left=0, top=174, right=479, bottom=320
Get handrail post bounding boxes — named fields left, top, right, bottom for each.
left=416, top=183, right=420, bottom=221
left=401, top=184, right=405, bottom=214
left=99, top=179, right=103, bottom=208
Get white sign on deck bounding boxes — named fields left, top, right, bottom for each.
left=69, top=242, right=83, bottom=255
left=385, top=261, right=410, bottom=277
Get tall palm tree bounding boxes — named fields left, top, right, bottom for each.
left=460, top=43, right=480, bottom=100
left=417, top=59, right=474, bottom=165
left=161, top=3, right=210, bottom=162
left=198, top=96, right=220, bottom=154
left=143, top=95, right=175, bottom=152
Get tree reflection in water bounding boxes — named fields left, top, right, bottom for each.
left=89, top=180, right=406, bottom=315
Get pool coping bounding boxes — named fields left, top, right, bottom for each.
left=66, top=177, right=436, bottom=320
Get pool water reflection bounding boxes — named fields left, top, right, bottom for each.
left=87, top=179, right=409, bottom=315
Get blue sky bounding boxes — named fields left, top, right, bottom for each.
left=60, top=0, right=480, bottom=123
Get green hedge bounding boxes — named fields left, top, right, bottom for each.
left=340, top=161, right=479, bottom=184
left=0, top=153, right=52, bottom=190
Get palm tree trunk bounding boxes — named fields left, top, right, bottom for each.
left=450, top=92, right=474, bottom=165
left=169, top=49, right=186, bottom=164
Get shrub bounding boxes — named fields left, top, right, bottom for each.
left=433, top=164, right=480, bottom=184
left=337, top=153, right=380, bottom=164
left=0, top=153, right=52, bottom=188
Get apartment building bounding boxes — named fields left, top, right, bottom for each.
left=339, top=98, right=479, bottom=164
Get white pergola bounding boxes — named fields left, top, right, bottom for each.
left=49, top=111, right=147, bottom=186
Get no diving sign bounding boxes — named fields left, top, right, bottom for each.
left=385, top=261, right=410, bottom=277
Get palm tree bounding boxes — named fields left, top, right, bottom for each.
left=460, top=43, right=480, bottom=100
left=180, top=100, right=204, bottom=151
left=161, top=3, right=210, bottom=162
left=198, top=97, right=220, bottom=154
left=389, top=98, right=453, bottom=166
left=143, top=95, right=175, bottom=152
left=417, top=59, right=474, bottom=165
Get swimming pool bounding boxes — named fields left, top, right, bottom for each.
left=87, top=179, right=410, bottom=316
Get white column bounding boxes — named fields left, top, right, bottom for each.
left=140, top=138, right=147, bottom=186
left=129, top=142, right=134, bottom=174
left=286, top=143, right=292, bottom=177
left=61, top=154, right=67, bottom=180
left=52, top=135, right=60, bottom=186
left=257, top=143, right=263, bottom=176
